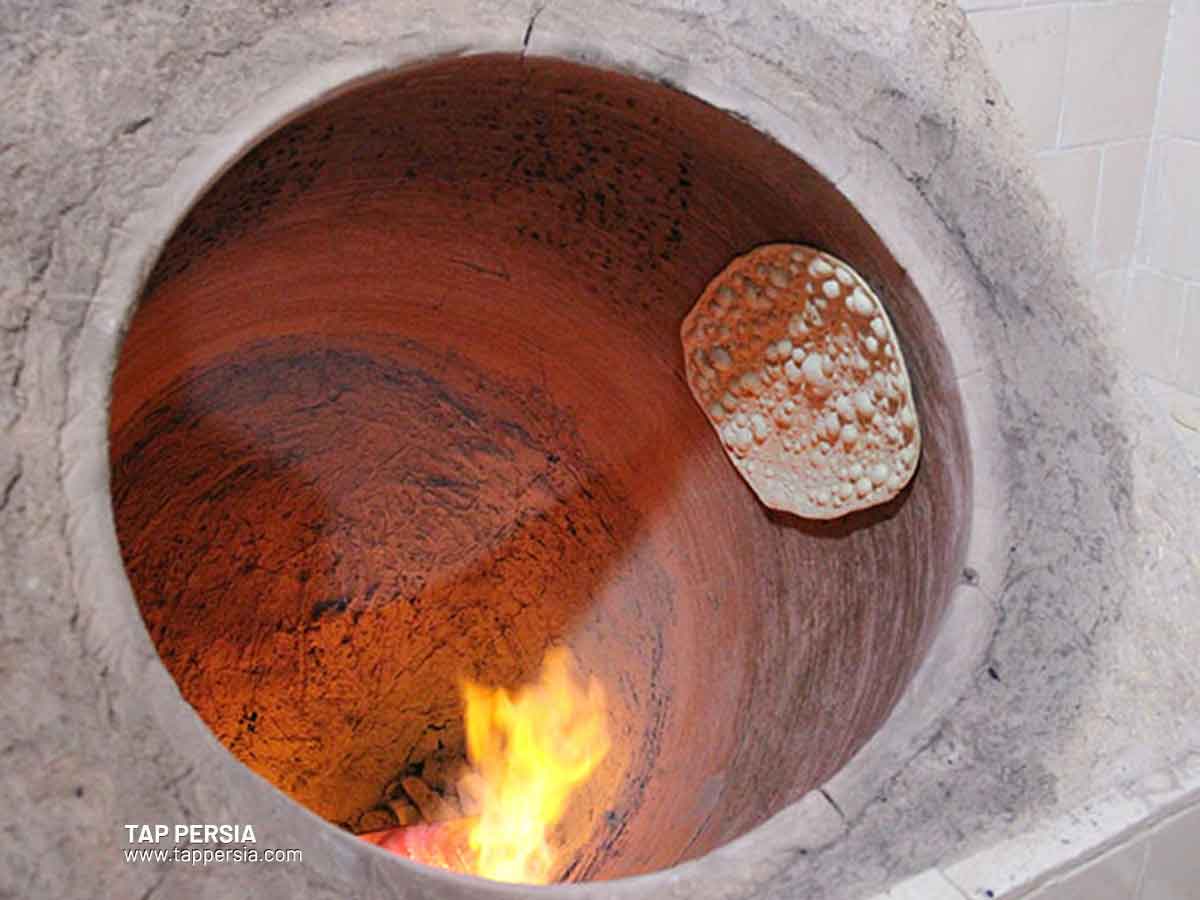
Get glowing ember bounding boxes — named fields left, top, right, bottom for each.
left=363, top=646, right=610, bottom=884
left=359, top=819, right=473, bottom=871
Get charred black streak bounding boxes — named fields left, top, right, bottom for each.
left=160, top=764, right=195, bottom=794
left=575, top=627, right=668, bottom=879
left=558, top=858, right=581, bottom=881
left=449, top=257, right=511, bottom=280
left=311, top=595, right=350, bottom=621
left=137, top=870, right=169, bottom=900
left=0, top=458, right=21, bottom=510
left=122, top=116, right=152, bottom=135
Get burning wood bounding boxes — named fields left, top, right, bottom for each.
left=387, top=796, right=421, bottom=827
left=399, top=775, right=458, bottom=823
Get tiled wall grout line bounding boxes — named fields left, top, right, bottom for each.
left=1131, top=0, right=1174, bottom=264
left=1132, top=832, right=1150, bottom=899
left=1024, top=0, right=1170, bottom=8
left=1052, top=134, right=1157, bottom=153
left=1089, top=144, right=1109, bottom=273
left=1122, top=0, right=1176, bottom=384
left=1170, top=272, right=1187, bottom=382
left=1129, top=264, right=1200, bottom=288
left=1176, top=297, right=1195, bottom=391
left=1148, top=0, right=1187, bottom=384
left=1052, top=4, right=1071, bottom=148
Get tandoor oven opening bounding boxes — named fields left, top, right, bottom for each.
left=108, top=54, right=969, bottom=884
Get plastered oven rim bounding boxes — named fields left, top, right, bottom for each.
left=45, top=0, right=1200, bottom=897
left=61, top=32, right=1001, bottom=900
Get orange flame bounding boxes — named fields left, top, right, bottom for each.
left=460, top=646, right=610, bottom=884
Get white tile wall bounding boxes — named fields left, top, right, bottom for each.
left=1158, top=0, right=1200, bottom=139
left=1059, top=4, right=1170, bottom=146
left=1094, top=141, right=1150, bottom=271
left=1141, top=804, right=1200, bottom=900
left=1123, top=269, right=1185, bottom=383
left=966, top=0, right=1170, bottom=285
left=1093, top=268, right=1128, bottom=324
left=885, top=870, right=972, bottom=900
left=965, top=0, right=1200, bottom=402
left=1130, top=0, right=1200, bottom=406
left=959, top=0, right=1020, bottom=12
left=1132, top=0, right=1200, bottom=405
left=970, top=7, right=1071, bottom=150
left=1036, top=147, right=1103, bottom=259
left=1178, top=285, right=1200, bottom=394
left=1143, top=139, right=1200, bottom=282
left=1025, top=839, right=1147, bottom=900
left=1145, top=377, right=1200, bottom=470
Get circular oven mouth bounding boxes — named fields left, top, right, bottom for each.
left=108, top=53, right=969, bottom=884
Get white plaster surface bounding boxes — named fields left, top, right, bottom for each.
left=2, top=1, right=1199, bottom=899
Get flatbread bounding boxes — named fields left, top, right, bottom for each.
left=681, top=244, right=921, bottom=519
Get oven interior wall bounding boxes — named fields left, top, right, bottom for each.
left=108, top=55, right=970, bottom=881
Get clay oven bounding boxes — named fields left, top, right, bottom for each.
left=108, top=54, right=970, bottom=882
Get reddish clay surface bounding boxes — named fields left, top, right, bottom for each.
left=109, top=55, right=970, bottom=880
